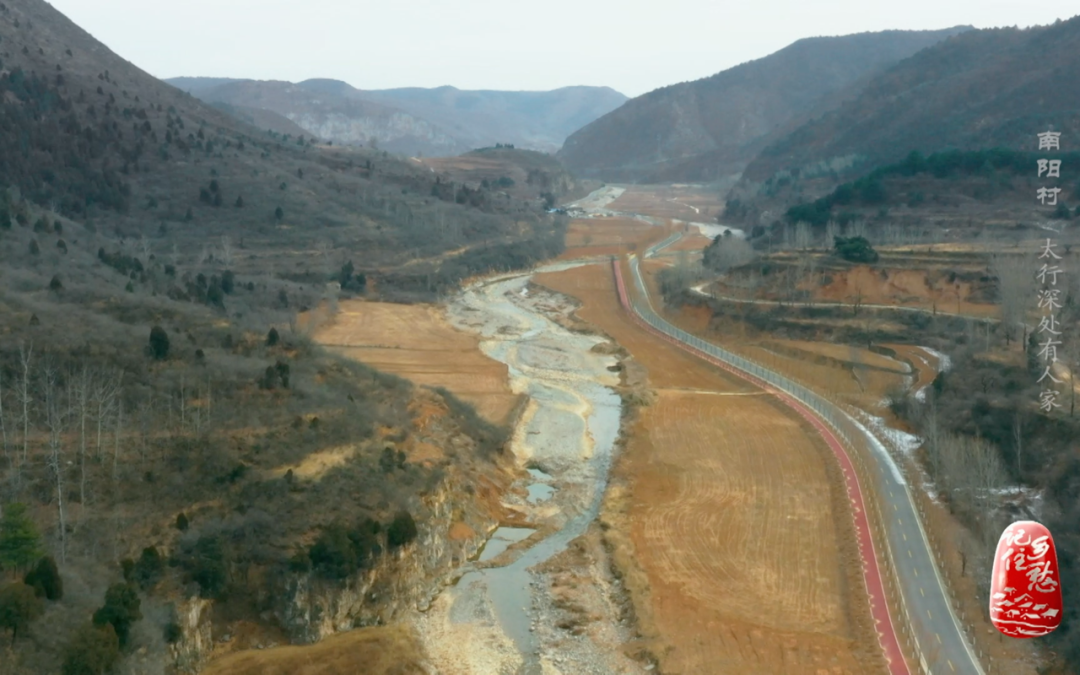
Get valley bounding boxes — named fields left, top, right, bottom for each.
left=1, top=3, right=1079, bottom=675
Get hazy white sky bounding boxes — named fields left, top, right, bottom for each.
left=48, top=0, right=1079, bottom=98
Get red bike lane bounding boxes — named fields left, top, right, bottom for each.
left=611, top=259, right=910, bottom=675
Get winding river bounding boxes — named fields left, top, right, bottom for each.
left=431, top=261, right=623, bottom=673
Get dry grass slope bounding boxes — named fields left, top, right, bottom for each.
left=201, top=624, right=430, bottom=675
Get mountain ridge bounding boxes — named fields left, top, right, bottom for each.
left=556, top=26, right=972, bottom=183
left=167, top=77, right=628, bottom=156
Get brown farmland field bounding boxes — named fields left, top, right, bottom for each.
left=536, top=263, right=881, bottom=674
left=559, top=216, right=668, bottom=259
left=607, top=184, right=728, bottom=222
left=311, top=300, right=519, bottom=424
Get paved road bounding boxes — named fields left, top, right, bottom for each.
left=617, top=248, right=986, bottom=675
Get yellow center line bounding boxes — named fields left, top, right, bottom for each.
left=914, top=567, right=919, bottom=577
left=897, top=517, right=903, bottom=525
left=948, top=659, right=955, bottom=672
left=927, top=609, right=932, bottom=620
left=902, top=533, right=907, bottom=542
left=920, top=587, right=925, bottom=597
left=936, top=633, right=942, bottom=644
left=908, top=550, right=912, bottom=558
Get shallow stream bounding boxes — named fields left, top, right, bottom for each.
left=441, top=262, right=622, bottom=672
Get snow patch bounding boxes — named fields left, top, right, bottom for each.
left=920, top=346, right=952, bottom=373
left=843, top=412, right=907, bottom=486
left=858, top=411, right=923, bottom=458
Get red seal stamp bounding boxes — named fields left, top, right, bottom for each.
left=990, top=520, right=1062, bottom=638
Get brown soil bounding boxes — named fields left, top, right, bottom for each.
left=607, top=184, right=728, bottom=222
left=311, top=300, right=520, bottom=425
left=200, top=624, right=429, bottom=675
left=783, top=264, right=996, bottom=318
left=559, top=216, right=669, bottom=260
left=536, top=263, right=882, bottom=674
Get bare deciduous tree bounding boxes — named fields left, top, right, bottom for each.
left=0, top=368, right=7, bottom=471
left=18, top=344, right=33, bottom=468
left=315, top=239, right=333, bottom=277
left=794, top=221, right=813, bottom=251
left=43, top=364, right=68, bottom=562
left=220, top=236, right=234, bottom=268
left=72, top=367, right=91, bottom=507
left=138, top=234, right=152, bottom=264
left=704, top=236, right=755, bottom=273
left=992, top=254, right=1035, bottom=346
left=825, top=219, right=841, bottom=250
left=935, top=432, right=1009, bottom=517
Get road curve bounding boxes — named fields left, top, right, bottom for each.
left=611, top=256, right=987, bottom=675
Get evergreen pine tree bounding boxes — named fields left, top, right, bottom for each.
left=0, top=504, right=43, bottom=574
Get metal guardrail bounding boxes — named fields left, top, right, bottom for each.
left=644, top=231, right=682, bottom=258
left=615, top=254, right=986, bottom=675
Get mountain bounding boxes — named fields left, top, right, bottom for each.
left=0, top=1, right=564, bottom=672
left=0, top=0, right=565, bottom=294
left=739, top=17, right=1080, bottom=188
left=167, top=77, right=627, bottom=156
left=556, top=27, right=971, bottom=183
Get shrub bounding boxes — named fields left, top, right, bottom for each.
left=275, top=360, right=290, bottom=388
left=148, top=326, right=170, bottom=360
left=23, top=555, right=62, bottom=600
left=267, top=327, right=280, bottom=346
left=0, top=582, right=43, bottom=644
left=181, top=534, right=229, bottom=599
left=308, top=524, right=357, bottom=579
left=163, top=620, right=182, bottom=644
left=259, top=366, right=278, bottom=390
left=129, top=547, right=164, bottom=590
left=49, top=275, right=62, bottom=291
left=833, top=236, right=879, bottom=264
left=175, top=513, right=189, bottom=531
left=92, top=582, right=141, bottom=648
left=62, top=622, right=120, bottom=675
left=308, top=518, right=381, bottom=579
left=0, top=503, right=43, bottom=574
left=387, top=511, right=418, bottom=548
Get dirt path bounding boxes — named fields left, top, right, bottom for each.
left=536, top=263, right=883, bottom=674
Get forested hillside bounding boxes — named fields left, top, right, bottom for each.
left=556, top=27, right=969, bottom=183
left=738, top=17, right=1080, bottom=197
left=0, top=1, right=556, bottom=672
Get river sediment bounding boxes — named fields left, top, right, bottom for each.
left=414, top=263, right=643, bottom=675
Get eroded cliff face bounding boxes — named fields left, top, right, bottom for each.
left=171, top=598, right=215, bottom=674
left=170, top=454, right=505, bottom=673
left=276, top=476, right=495, bottom=644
